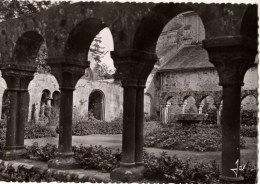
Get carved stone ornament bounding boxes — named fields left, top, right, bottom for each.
left=203, top=36, right=257, bottom=86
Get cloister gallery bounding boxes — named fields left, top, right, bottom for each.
left=0, top=1, right=258, bottom=182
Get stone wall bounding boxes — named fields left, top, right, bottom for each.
left=74, top=79, right=123, bottom=122
left=0, top=73, right=123, bottom=123
left=158, top=66, right=258, bottom=117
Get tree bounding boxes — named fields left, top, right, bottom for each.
left=0, top=0, right=70, bottom=22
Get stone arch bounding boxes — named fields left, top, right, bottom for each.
left=240, top=4, right=258, bottom=41
left=88, top=27, right=116, bottom=80
left=183, top=95, right=197, bottom=113
left=182, top=93, right=195, bottom=103
left=64, top=18, right=107, bottom=61
left=88, top=89, right=105, bottom=120
left=241, top=90, right=258, bottom=102
left=241, top=94, right=257, bottom=111
left=133, top=3, right=195, bottom=53
left=200, top=95, right=216, bottom=111
left=13, top=31, right=44, bottom=64
left=39, top=89, right=51, bottom=119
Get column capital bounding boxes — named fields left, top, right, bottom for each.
left=0, top=63, right=35, bottom=90
left=46, top=57, right=89, bottom=89
left=111, top=49, right=157, bottom=87
left=203, top=36, right=257, bottom=87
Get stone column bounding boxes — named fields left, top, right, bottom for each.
left=110, top=50, right=157, bottom=182
left=198, top=104, right=203, bottom=114
left=0, top=64, right=35, bottom=160
left=203, top=36, right=257, bottom=182
left=182, top=102, right=187, bottom=114
left=122, top=81, right=137, bottom=165
left=160, top=104, right=169, bottom=123
left=0, top=91, right=4, bottom=119
left=135, top=83, right=145, bottom=166
left=216, top=103, right=222, bottom=126
left=47, top=57, right=88, bottom=169
left=16, top=90, right=30, bottom=149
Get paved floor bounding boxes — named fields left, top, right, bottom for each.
left=25, top=135, right=257, bottom=164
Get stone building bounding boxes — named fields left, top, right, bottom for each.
left=145, top=11, right=258, bottom=123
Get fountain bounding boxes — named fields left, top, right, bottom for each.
left=173, top=113, right=206, bottom=126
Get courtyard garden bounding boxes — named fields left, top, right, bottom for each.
left=0, top=112, right=257, bottom=183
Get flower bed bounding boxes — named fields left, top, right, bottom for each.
left=20, top=143, right=257, bottom=183
left=144, top=124, right=246, bottom=152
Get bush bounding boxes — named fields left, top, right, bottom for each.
left=203, top=108, right=217, bottom=124
left=144, top=121, right=161, bottom=136
left=144, top=124, right=246, bottom=152
left=241, top=110, right=257, bottom=126
left=145, top=114, right=160, bottom=122
left=25, top=142, right=57, bottom=161
left=23, top=143, right=256, bottom=183
left=0, top=120, right=6, bottom=141
left=73, top=145, right=121, bottom=172
left=144, top=151, right=220, bottom=183
left=71, top=118, right=122, bottom=136
left=25, top=124, right=56, bottom=139
left=241, top=125, right=257, bottom=137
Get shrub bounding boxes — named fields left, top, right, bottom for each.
left=0, top=120, right=6, bottom=141
left=145, top=114, right=160, bottom=122
left=241, top=125, right=257, bottom=137
left=144, top=121, right=161, bottom=136
left=24, top=143, right=257, bottom=183
left=144, top=151, right=220, bottom=183
left=25, top=142, right=57, bottom=161
left=73, top=145, right=121, bottom=172
left=144, top=124, right=246, bottom=152
left=25, top=124, right=56, bottom=139
left=203, top=108, right=217, bottom=124
left=71, top=118, right=122, bottom=136
left=241, top=110, right=257, bottom=126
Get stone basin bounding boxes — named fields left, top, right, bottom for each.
left=174, top=113, right=206, bottom=126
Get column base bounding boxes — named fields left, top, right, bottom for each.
left=0, top=147, right=27, bottom=160
left=48, top=153, right=81, bottom=170
left=110, top=163, right=145, bottom=182
left=219, top=175, right=244, bottom=183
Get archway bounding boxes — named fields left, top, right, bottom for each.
left=87, top=27, right=116, bottom=80
left=39, top=89, right=51, bottom=120
left=183, top=96, right=197, bottom=113
left=88, top=90, right=105, bottom=120
left=241, top=95, right=257, bottom=126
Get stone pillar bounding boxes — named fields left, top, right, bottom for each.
left=203, top=36, right=257, bottom=182
left=0, top=64, right=35, bottom=160
left=0, top=91, right=4, bottom=119
left=110, top=50, right=157, bottom=182
left=216, top=103, right=222, bottom=126
left=160, top=104, right=169, bottom=123
left=198, top=104, right=203, bottom=114
left=182, top=102, right=187, bottom=114
left=47, top=57, right=88, bottom=169
left=135, top=83, right=145, bottom=166
left=16, top=90, right=30, bottom=148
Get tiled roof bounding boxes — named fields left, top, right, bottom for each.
left=158, top=45, right=214, bottom=71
